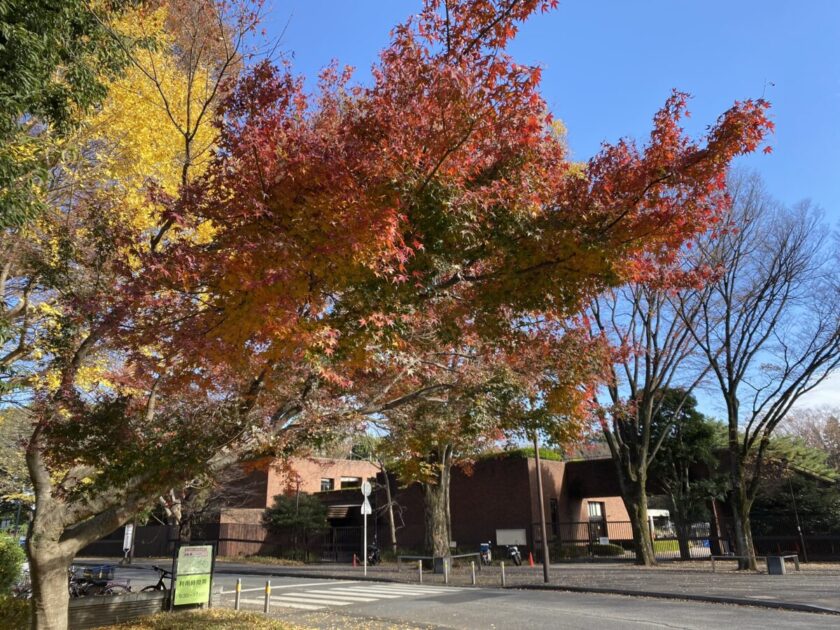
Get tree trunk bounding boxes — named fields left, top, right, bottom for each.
left=28, top=532, right=73, bottom=630
left=381, top=468, right=398, bottom=556
left=730, top=487, right=756, bottom=570
left=625, top=488, right=657, bottom=566
left=675, top=519, right=692, bottom=561
left=729, top=432, right=758, bottom=571
left=668, top=494, right=692, bottom=561
left=422, top=450, right=452, bottom=557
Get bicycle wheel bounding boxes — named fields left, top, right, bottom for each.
left=141, top=584, right=162, bottom=592
left=101, top=584, right=131, bottom=595
left=13, top=586, right=32, bottom=599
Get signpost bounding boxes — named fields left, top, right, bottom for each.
left=361, top=481, right=372, bottom=576
left=173, top=545, right=214, bottom=607
left=122, top=523, right=135, bottom=565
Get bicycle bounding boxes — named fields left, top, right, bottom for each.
left=12, top=562, right=31, bottom=599
left=141, top=565, right=174, bottom=591
left=69, top=565, right=132, bottom=597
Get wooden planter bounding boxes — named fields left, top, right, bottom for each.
left=68, top=590, right=169, bottom=629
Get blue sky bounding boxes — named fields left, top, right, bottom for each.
left=265, top=0, right=839, bottom=220
left=263, top=0, right=840, bottom=413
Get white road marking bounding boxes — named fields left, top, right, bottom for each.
left=271, top=595, right=353, bottom=606
left=222, top=580, right=461, bottom=613
left=322, top=587, right=403, bottom=598
left=342, top=586, right=447, bottom=597
left=302, top=589, right=383, bottom=602
left=362, top=585, right=453, bottom=593
left=237, top=597, right=324, bottom=610
left=219, top=579, right=356, bottom=594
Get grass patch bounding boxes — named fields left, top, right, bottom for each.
left=101, top=609, right=302, bottom=629
left=0, top=596, right=30, bottom=630
left=218, top=555, right=305, bottom=567
left=653, top=540, right=679, bottom=552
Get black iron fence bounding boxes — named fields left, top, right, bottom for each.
left=320, top=526, right=363, bottom=562
left=533, top=520, right=715, bottom=560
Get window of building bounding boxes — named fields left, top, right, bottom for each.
left=340, top=476, right=362, bottom=489
left=320, top=478, right=335, bottom=492
left=588, top=501, right=605, bottom=521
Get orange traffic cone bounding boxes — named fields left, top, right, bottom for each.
left=528, top=552, right=535, bottom=567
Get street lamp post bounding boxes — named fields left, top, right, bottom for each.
left=782, top=458, right=808, bottom=563
left=532, top=432, right=550, bottom=583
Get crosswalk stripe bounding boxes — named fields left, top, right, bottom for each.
left=237, top=597, right=324, bottom=610
left=303, top=589, right=382, bottom=602
left=322, top=587, right=403, bottom=598
left=271, top=595, right=352, bottom=606
left=341, top=586, right=445, bottom=596
left=363, top=585, right=453, bottom=594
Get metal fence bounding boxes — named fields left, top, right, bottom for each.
left=319, top=526, right=363, bottom=562
left=533, top=520, right=714, bottom=560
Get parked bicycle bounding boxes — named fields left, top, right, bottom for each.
left=141, top=565, right=174, bottom=591
left=69, top=565, right=131, bottom=597
left=12, top=562, right=31, bottom=599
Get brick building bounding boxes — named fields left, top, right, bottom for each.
left=218, top=456, right=379, bottom=526
left=215, top=452, right=632, bottom=557
left=350, top=453, right=631, bottom=554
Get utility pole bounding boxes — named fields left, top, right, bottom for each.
left=785, top=465, right=808, bottom=563
left=533, top=432, right=550, bottom=583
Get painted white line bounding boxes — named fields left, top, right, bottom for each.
left=341, top=586, right=440, bottom=596
left=365, top=586, right=453, bottom=594
left=272, top=595, right=352, bottom=607
left=219, top=580, right=358, bottom=595
left=303, top=589, right=383, bottom=602
left=360, top=584, right=452, bottom=593
left=323, top=588, right=403, bottom=598
left=237, top=598, right=324, bottom=610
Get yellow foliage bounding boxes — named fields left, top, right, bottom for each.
left=78, top=5, right=218, bottom=239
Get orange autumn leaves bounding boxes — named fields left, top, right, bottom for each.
left=110, top=1, right=772, bottom=447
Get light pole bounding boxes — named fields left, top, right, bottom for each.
left=532, top=432, right=550, bottom=583
left=782, top=458, right=808, bottom=563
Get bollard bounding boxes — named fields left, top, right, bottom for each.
left=501, top=561, right=506, bottom=587
left=444, top=558, right=449, bottom=585
left=418, top=559, right=423, bottom=583
left=264, top=580, right=271, bottom=614
left=234, top=578, right=241, bottom=611
left=470, top=561, right=476, bottom=586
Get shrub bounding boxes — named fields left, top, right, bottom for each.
left=0, top=596, right=29, bottom=629
left=551, top=543, right=589, bottom=559
left=592, top=543, right=625, bottom=557
left=0, top=534, right=25, bottom=595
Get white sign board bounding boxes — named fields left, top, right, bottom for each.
left=122, top=524, right=134, bottom=552
left=361, top=498, right=372, bottom=515
left=496, top=528, right=527, bottom=546
left=361, top=481, right=372, bottom=497
left=599, top=537, right=610, bottom=546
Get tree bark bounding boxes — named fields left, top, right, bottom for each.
left=729, top=469, right=757, bottom=570
left=422, top=448, right=452, bottom=557
left=28, top=539, right=72, bottom=630
left=624, top=486, right=657, bottom=566
left=381, top=468, right=398, bottom=556
left=671, top=503, right=692, bottom=561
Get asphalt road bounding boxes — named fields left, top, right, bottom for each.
left=104, top=565, right=840, bottom=629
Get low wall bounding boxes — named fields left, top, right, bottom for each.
left=68, top=590, right=168, bottom=629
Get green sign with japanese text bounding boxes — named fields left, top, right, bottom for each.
left=173, top=545, right=213, bottom=606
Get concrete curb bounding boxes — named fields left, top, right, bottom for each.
left=514, top=583, right=840, bottom=616
left=211, top=564, right=840, bottom=616
left=79, top=560, right=840, bottom=617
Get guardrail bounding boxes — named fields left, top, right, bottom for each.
left=396, top=554, right=433, bottom=571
